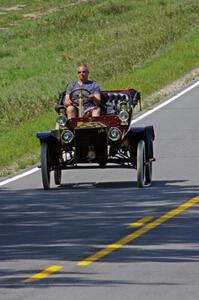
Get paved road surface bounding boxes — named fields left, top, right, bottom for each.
left=0, top=82, right=199, bottom=300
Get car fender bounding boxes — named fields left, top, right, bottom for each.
left=36, top=130, right=61, bottom=165
left=125, top=126, right=155, bottom=160
left=36, top=130, right=57, bottom=142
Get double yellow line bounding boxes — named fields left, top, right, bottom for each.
left=24, top=195, right=199, bottom=282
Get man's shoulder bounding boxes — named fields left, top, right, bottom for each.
left=85, top=80, right=100, bottom=91
left=66, top=81, right=78, bottom=89
left=84, top=80, right=98, bottom=85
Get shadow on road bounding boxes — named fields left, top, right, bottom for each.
left=0, top=180, right=199, bottom=287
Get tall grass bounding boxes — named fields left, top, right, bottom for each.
left=0, top=0, right=199, bottom=131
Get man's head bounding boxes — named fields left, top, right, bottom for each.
left=77, top=64, right=89, bottom=83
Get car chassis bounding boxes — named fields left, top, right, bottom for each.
left=37, top=88, right=155, bottom=189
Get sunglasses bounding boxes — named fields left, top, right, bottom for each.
left=78, top=70, right=87, bottom=74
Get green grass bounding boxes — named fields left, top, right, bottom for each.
left=107, top=25, right=199, bottom=94
left=0, top=110, right=55, bottom=175
left=0, top=0, right=199, bottom=173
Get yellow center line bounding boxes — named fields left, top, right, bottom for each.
left=128, top=216, right=154, bottom=228
left=23, top=195, right=199, bottom=281
left=77, top=195, right=199, bottom=266
left=23, top=265, right=63, bottom=283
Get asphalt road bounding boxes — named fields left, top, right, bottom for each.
left=0, top=82, right=199, bottom=300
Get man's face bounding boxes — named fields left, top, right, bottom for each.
left=77, top=66, right=89, bottom=82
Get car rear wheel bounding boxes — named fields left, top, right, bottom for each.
left=54, top=169, right=62, bottom=185
left=137, top=140, right=146, bottom=188
left=41, top=142, right=51, bottom=189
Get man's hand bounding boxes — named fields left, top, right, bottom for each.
left=88, top=94, right=95, bottom=101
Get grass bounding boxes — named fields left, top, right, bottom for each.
left=0, top=0, right=199, bottom=174
left=0, top=110, right=55, bottom=175
left=107, top=25, right=199, bottom=94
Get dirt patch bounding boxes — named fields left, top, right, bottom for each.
left=0, top=162, right=19, bottom=177
left=0, top=4, right=26, bottom=11
left=24, top=0, right=91, bottom=20
left=23, top=13, right=42, bottom=20
left=0, top=153, right=39, bottom=178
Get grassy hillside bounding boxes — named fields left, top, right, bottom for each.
left=0, top=0, right=199, bottom=174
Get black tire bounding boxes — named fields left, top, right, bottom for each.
left=41, top=142, right=50, bottom=189
left=99, top=162, right=106, bottom=168
left=145, top=161, right=152, bottom=185
left=54, top=169, right=62, bottom=185
left=137, top=140, right=145, bottom=188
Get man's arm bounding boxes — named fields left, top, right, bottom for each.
left=64, top=82, right=75, bottom=107
left=64, top=94, right=73, bottom=107
left=88, top=82, right=101, bottom=105
left=88, top=93, right=101, bottom=105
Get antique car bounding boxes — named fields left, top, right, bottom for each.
left=37, top=87, right=155, bottom=189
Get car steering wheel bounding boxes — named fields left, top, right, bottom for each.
left=69, top=88, right=92, bottom=117
left=69, top=88, right=91, bottom=101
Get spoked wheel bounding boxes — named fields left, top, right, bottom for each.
left=41, top=142, right=51, bottom=189
left=54, top=168, right=62, bottom=185
left=137, top=140, right=146, bottom=188
left=145, top=161, right=152, bottom=185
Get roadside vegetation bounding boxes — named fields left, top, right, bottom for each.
left=0, top=0, right=199, bottom=175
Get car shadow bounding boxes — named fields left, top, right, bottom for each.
left=0, top=180, right=199, bottom=287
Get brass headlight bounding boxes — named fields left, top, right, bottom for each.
left=61, top=130, right=74, bottom=144
left=108, top=127, right=121, bottom=141
left=56, top=115, right=67, bottom=128
left=118, top=111, right=129, bottom=123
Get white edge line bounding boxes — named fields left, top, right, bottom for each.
left=0, top=167, right=39, bottom=187
left=0, top=80, right=198, bottom=187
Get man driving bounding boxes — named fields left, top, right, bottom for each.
left=64, top=64, right=101, bottom=119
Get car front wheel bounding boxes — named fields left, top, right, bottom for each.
left=41, top=142, right=51, bottom=189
